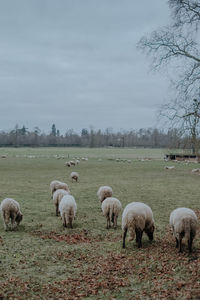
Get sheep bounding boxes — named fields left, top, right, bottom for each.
left=169, top=207, right=198, bottom=253
left=101, top=197, right=122, bottom=229
left=50, top=180, right=69, bottom=197
left=97, top=186, right=113, bottom=203
left=70, top=160, right=76, bottom=166
left=122, top=202, right=155, bottom=249
left=164, top=166, right=175, bottom=170
left=70, top=172, right=79, bottom=182
left=59, top=195, right=77, bottom=228
left=65, top=161, right=71, bottom=167
left=191, top=168, right=200, bottom=173
left=52, top=189, right=70, bottom=216
left=0, top=198, right=23, bottom=231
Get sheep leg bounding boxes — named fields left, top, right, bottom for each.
left=136, top=228, right=143, bottom=248
left=113, top=215, right=117, bottom=229
left=178, top=237, right=183, bottom=253
left=63, top=214, right=67, bottom=228
left=106, top=212, right=111, bottom=229
left=3, top=211, right=10, bottom=231
left=69, top=216, right=73, bottom=229
left=188, top=233, right=194, bottom=253
left=11, top=212, right=17, bottom=230
left=3, top=211, right=9, bottom=231
left=56, top=204, right=59, bottom=216
left=188, top=238, right=193, bottom=253
left=122, top=227, right=128, bottom=248
left=175, top=237, right=179, bottom=248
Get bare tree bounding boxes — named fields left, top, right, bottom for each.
left=138, top=0, right=200, bottom=152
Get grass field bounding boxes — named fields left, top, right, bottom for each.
left=0, top=147, right=199, bottom=299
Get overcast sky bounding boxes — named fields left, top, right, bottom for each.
left=0, top=0, right=171, bottom=134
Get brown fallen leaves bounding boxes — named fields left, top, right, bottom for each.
left=1, top=228, right=199, bottom=299
left=42, top=253, right=133, bottom=299
left=32, top=230, right=95, bottom=244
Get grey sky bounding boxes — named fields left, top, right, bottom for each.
left=0, top=0, right=170, bottom=134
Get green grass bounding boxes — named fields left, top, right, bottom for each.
left=0, top=147, right=199, bottom=299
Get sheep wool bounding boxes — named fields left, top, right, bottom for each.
left=122, top=202, right=155, bottom=248
left=70, top=172, right=79, bottom=182
left=53, top=189, right=70, bottom=216
left=169, top=207, right=198, bottom=253
left=101, top=197, right=122, bottom=229
left=0, top=198, right=23, bottom=231
left=59, top=195, right=77, bottom=228
left=97, top=186, right=113, bottom=203
left=50, top=180, right=69, bottom=196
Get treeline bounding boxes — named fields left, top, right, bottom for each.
left=0, top=124, right=191, bottom=148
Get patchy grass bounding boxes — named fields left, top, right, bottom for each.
left=0, top=147, right=199, bottom=299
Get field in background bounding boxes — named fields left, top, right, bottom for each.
left=0, top=147, right=199, bottom=299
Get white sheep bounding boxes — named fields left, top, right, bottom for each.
left=122, top=202, right=155, bottom=248
left=164, top=166, right=175, bottom=170
left=65, top=161, right=71, bottom=167
left=50, top=180, right=69, bottom=196
left=101, top=197, right=122, bottom=229
left=169, top=207, right=198, bottom=253
left=191, top=168, right=200, bottom=173
left=70, top=172, right=79, bottom=182
left=70, top=160, right=76, bottom=166
left=59, top=195, right=77, bottom=228
left=97, top=186, right=113, bottom=203
left=0, top=198, right=23, bottom=231
left=52, top=189, right=70, bottom=216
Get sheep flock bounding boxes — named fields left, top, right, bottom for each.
left=0, top=155, right=199, bottom=256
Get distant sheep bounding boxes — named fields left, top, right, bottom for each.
left=0, top=198, right=23, bottom=231
left=59, top=195, right=77, bottom=228
left=97, top=186, right=113, bottom=203
left=169, top=207, right=198, bottom=253
left=70, top=160, right=76, bottom=166
left=70, top=172, right=79, bottom=182
left=101, top=197, right=122, bottom=229
left=122, top=202, right=155, bottom=248
left=164, top=166, right=175, bottom=170
left=191, top=168, right=200, bottom=173
left=50, top=180, right=69, bottom=196
left=65, top=162, right=71, bottom=167
left=53, top=189, right=70, bottom=216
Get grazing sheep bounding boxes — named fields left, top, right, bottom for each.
left=169, top=207, right=198, bottom=253
left=191, top=168, right=200, bottom=173
left=50, top=180, right=69, bottom=196
left=97, top=186, right=113, bottom=203
left=122, top=202, right=155, bottom=248
left=65, top=162, right=71, bottom=167
left=164, top=166, right=175, bottom=170
left=59, top=195, right=77, bottom=228
left=70, top=172, right=79, bottom=182
left=101, top=197, right=122, bottom=229
left=70, top=160, right=76, bottom=166
left=0, top=198, right=23, bottom=231
left=53, top=189, right=70, bottom=216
